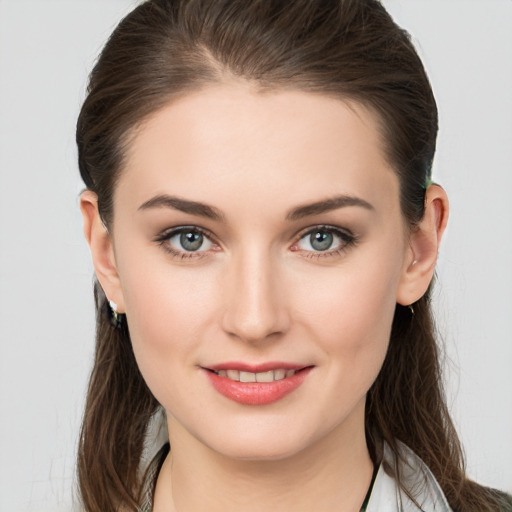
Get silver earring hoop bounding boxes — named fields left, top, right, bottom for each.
left=408, top=304, right=415, bottom=315
left=109, top=300, right=123, bottom=328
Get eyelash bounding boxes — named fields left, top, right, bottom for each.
left=292, top=225, right=357, bottom=260
left=154, top=226, right=217, bottom=260
left=154, top=225, right=358, bottom=261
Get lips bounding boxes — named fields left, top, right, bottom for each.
left=203, top=363, right=312, bottom=406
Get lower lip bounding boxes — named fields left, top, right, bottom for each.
left=205, top=368, right=312, bottom=406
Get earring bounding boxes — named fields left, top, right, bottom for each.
left=408, top=304, right=415, bottom=315
left=109, top=299, right=123, bottom=328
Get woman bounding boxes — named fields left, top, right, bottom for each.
left=76, top=1, right=510, bottom=511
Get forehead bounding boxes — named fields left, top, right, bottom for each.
left=117, top=83, right=400, bottom=219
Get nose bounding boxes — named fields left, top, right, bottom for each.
left=221, top=248, right=290, bottom=344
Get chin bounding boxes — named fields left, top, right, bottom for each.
left=192, top=417, right=329, bottom=463
left=213, top=439, right=309, bottom=462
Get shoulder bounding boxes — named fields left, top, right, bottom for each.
left=139, top=442, right=170, bottom=511
left=497, top=492, right=512, bottom=512
left=367, top=441, right=453, bottom=512
left=367, top=442, right=512, bottom=512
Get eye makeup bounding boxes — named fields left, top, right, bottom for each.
left=153, top=223, right=359, bottom=262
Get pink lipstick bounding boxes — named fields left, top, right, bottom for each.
left=203, top=362, right=312, bottom=405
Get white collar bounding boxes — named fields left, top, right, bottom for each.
left=366, top=441, right=453, bottom=512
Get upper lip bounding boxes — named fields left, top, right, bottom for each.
left=204, top=362, right=310, bottom=373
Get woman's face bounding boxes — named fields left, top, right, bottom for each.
left=107, top=83, right=414, bottom=460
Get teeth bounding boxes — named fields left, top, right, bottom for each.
left=215, top=369, right=297, bottom=382
left=274, top=369, right=286, bottom=380
left=226, top=369, right=240, bottom=381
left=240, top=371, right=256, bottom=383
left=255, top=370, right=274, bottom=383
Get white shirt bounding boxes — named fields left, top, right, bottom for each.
left=367, top=441, right=452, bottom=512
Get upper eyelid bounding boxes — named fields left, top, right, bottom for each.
left=157, top=225, right=216, bottom=242
left=294, top=224, right=355, bottom=240
left=157, top=223, right=352, bottom=238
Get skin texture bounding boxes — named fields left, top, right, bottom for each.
left=81, top=82, right=448, bottom=512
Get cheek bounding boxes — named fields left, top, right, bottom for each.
left=294, top=261, right=399, bottom=342
left=289, top=252, right=402, bottom=390
left=116, top=256, right=219, bottom=394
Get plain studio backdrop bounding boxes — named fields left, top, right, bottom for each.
left=0, top=1, right=511, bottom=510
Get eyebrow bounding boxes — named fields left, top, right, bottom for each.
left=138, top=194, right=225, bottom=221
left=137, top=193, right=374, bottom=221
left=285, top=195, right=374, bottom=220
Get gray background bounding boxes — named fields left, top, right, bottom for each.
left=0, top=1, right=511, bottom=510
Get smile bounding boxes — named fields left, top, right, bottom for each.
left=213, top=369, right=297, bottom=382
left=204, top=364, right=313, bottom=406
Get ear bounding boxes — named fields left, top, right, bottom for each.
left=80, top=190, right=125, bottom=313
left=396, top=184, right=449, bottom=306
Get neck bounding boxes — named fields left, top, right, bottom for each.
left=154, top=404, right=373, bottom=512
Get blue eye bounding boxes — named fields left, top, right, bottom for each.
left=296, top=227, right=354, bottom=254
left=156, top=225, right=355, bottom=261
left=159, top=227, right=214, bottom=255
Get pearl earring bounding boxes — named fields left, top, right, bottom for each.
left=109, top=300, right=123, bottom=328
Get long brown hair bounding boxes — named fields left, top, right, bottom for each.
left=76, top=1, right=505, bottom=510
